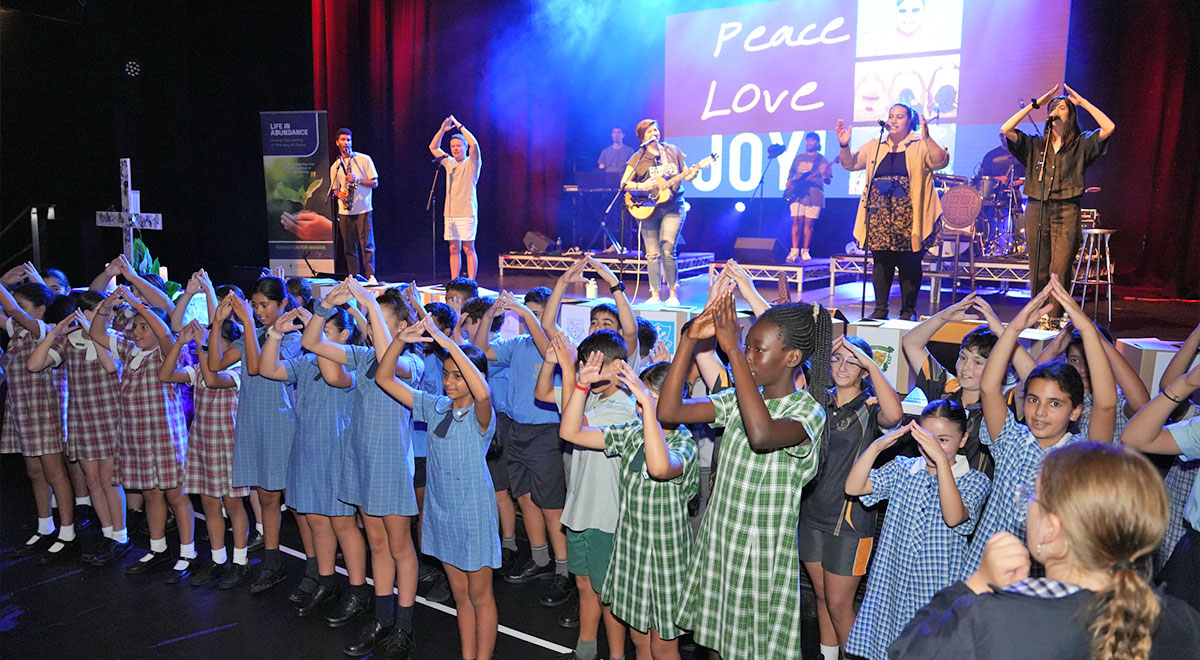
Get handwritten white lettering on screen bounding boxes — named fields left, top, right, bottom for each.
left=703, top=16, right=849, bottom=122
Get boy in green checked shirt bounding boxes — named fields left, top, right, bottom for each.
left=560, top=356, right=699, bottom=660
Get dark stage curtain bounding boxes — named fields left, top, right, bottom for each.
left=311, top=0, right=565, bottom=278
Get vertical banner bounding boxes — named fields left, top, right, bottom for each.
left=260, top=110, right=332, bottom=276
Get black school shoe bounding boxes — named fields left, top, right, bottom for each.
left=13, top=532, right=56, bottom=557
left=125, top=550, right=173, bottom=575
left=294, top=584, right=337, bottom=617
left=88, top=538, right=133, bottom=566
left=189, top=559, right=227, bottom=587
left=344, top=619, right=390, bottom=657
left=35, top=538, right=81, bottom=565
left=249, top=565, right=287, bottom=593
left=557, top=600, right=581, bottom=628
left=324, top=591, right=368, bottom=628
left=246, top=531, right=265, bottom=553
left=500, top=546, right=519, bottom=575
left=379, top=628, right=414, bottom=660
left=217, top=562, right=251, bottom=590
left=164, top=556, right=197, bottom=584
left=288, top=576, right=317, bottom=603
left=503, top=558, right=554, bottom=584
left=539, top=573, right=576, bottom=607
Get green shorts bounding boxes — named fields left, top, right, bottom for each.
left=797, top=523, right=874, bottom=577
left=566, top=528, right=614, bottom=592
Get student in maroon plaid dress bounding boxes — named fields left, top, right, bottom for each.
left=0, top=278, right=78, bottom=561
left=160, top=319, right=254, bottom=589
left=28, top=291, right=132, bottom=565
left=89, top=286, right=197, bottom=583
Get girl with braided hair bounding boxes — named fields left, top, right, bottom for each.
left=658, top=293, right=831, bottom=660
left=889, top=442, right=1200, bottom=659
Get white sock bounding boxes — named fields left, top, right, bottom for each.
left=102, top=526, right=114, bottom=540
left=180, top=542, right=197, bottom=559
left=820, top=644, right=839, bottom=660
left=255, top=522, right=264, bottom=534
left=37, top=516, right=56, bottom=536
left=50, top=493, right=58, bottom=508
left=211, top=546, right=228, bottom=564
left=75, top=496, right=92, bottom=507
left=233, top=547, right=248, bottom=565
left=112, top=528, right=129, bottom=543
left=57, top=524, right=76, bottom=542
left=149, top=536, right=168, bottom=553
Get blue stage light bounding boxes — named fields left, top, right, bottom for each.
left=734, top=201, right=746, bottom=212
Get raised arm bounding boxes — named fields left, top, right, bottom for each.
left=188, top=321, right=237, bottom=389
left=839, top=336, right=903, bottom=427
left=158, top=323, right=197, bottom=385
left=1100, top=336, right=1150, bottom=417
left=588, top=256, right=639, bottom=353
left=116, top=254, right=174, bottom=313
left=1122, top=363, right=1200, bottom=455
left=170, top=272, right=203, bottom=332
left=542, top=259, right=588, bottom=330
left=471, top=297, right=502, bottom=361
left=618, top=360, right=684, bottom=479
left=303, top=284, right=352, bottom=365
left=1159, top=322, right=1200, bottom=395
left=657, top=310, right=718, bottom=425
left=723, top=259, right=770, bottom=316
left=558, top=351, right=607, bottom=451
left=450, top=115, right=481, bottom=167
left=127, top=291, right=175, bottom=354
left=1064, top=85, right=1115, bottom=142
left=971, top=296, right=1036, bottom=382
left=1049, top=276, right=1116, bottom=441
left=919, top=116, right=949, bottom=168
left=535, top=332, right=572, bottom=404
left=228, top=293, right=260, bottom=375
left=835, top=119, right=866, bottom=171
left=27, top=313, right=79, bottom=372
left=981, top=288, right=1053, bottom=440
left=911, top=423, right=968, bottom=526
left=258, top=310, right=305, bottom=382
left=0, top=280, right=41, bottom=335
left=845, top=423, right=911, bottom=496
left=429, top=117, right=453, bottom=158
left=1001, top=85, right=1058, bottom=142
left=901, top=293, right=977, bottom=381
left=503, top=292, right=549, bottom=356
left=207, top=294, right=244, bottom=371
left=425, top=317, right=492, bottom=430
left=375, top=323, right=428, bottom=407
left=88, top=259, right=122, bottom=293
left=89, top=289, right=121, bottom=350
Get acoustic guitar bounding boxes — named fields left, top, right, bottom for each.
left=624, top=153, right=718, bottom=221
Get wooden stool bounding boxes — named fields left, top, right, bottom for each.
left=1073, top=228, right=1115, bottom=323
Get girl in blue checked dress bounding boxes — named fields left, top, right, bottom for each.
left=843, top=400, right=991, bottom=660
left=260, top=306, right=369, bottom=621
left=657, top=293, right=832, bottom=660
left=965, top=274, right=1118, bottom=576
left=377, top=316, right=499, bottom=660
left=302, top=279, right=423, bottom=658
left=209, top=276, right=301, bottom=592
left=560, top=358, right=698, bottom=659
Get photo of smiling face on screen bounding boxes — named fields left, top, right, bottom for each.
left=856, top=0, right=964, bottom=58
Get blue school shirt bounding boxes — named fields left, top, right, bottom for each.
left=1166, top=416, right=1200, bottom=530
left=488, top=359, right=510, bottom=416
left=411, top=352, right=445, bottom=459
left=490, top=335, right=558, bottom=425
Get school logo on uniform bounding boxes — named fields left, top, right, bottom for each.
left=871, top=345, right=894, bottom=371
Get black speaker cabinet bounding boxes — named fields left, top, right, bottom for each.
left=734, top=237, right=785, bottom=263
left=523, top=231, right=557, bottom=254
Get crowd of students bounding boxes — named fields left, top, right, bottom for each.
left=2, top=257, right=1198, bottom=660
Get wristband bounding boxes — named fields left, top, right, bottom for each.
left=607, top=281, right=626, bottom=294
left=1030, top=97, right=1040, bottom=110
left=1163, top=389, right=1185, bottom=404
left=839, top=141, right=850, bottom=148
left=575, top=383, right=591, bottom=392
left=266, top=328, right=284, bottom=340
left=313, top=302, right=336, bottom=318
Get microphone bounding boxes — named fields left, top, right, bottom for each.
left=877, top=119, right=888, bottom=129
left=640, top=138, right=658, bottom=148
left=432, top=154, right=449, bottom=163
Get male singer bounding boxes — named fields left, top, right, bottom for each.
left=330, top=128, right=379, bottom=279
left=429, top=115, right=482, bottom=280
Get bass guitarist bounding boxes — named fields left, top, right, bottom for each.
left=619, top=118, right=697, bottom=305
left=784, top=131, right=832, bottom=263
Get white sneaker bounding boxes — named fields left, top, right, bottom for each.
left=785, top=248, right=800, bottom=263
left=800, top=249, right=812, bottom=261
left=666, top=293, right=680, bottom=306
left=646, top=294, right=661, bottom=305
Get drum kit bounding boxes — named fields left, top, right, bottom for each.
left=932, top=155, right=1027, bottom=258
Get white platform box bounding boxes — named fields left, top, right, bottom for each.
left=1117, top=338, right=1200, bottom=396
left=847, top=319, right=920, bottom=394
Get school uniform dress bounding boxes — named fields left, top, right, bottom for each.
left=181, top=364, right=248, bottom=499
left=411, top=390, right=498, bottom=571
left=601, top=422, right=698, bottom=639
left=411, top=351, right=445, bottom=488
left=282, top=354, right=356, bottom=516
left=50, top=329, right=122, bottom=460
left=963, top=410, right=1085, bottom=576
left=339, top=344, right=423, bottom=517
left=0, top=319, right=67, bottom=457
left=845, top=455, right=991, bottom=660
left=676, top=388, right=826, bottom=660
left=231, top=329, right=301, bottom=490
left=915, top=356, right=1020, bottom=479
left=112, top=340, right=187, bottom=490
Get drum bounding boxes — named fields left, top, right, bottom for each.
left=940, top=185, right=982, bottom=232
left=975, top=175, right=1001, bottom=203
left=933, top=173, right=969, bottom=194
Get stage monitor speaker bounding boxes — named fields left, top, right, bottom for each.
left=523, top=231, right=557, bottom=254
left=734, top=237, right=785, bottom=264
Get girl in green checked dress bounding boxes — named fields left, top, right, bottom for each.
left=658, top=293, right=833, bottom=660
left=560, top=356, right=698, bottom=660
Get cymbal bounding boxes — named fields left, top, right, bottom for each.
left=1084, top=186, right=1101, bottom=193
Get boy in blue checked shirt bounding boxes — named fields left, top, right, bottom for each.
left=536, top=330, right=636, bottom=660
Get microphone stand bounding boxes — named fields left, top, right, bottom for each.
left=425, top=163, right=443, bottom=282
left=605, top=144, right=653, bottom=290
left=744, top=153, right=780, bottom=238
left=859, top=123, right=888, bottom=318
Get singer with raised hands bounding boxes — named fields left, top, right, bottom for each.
left=1001, top=84, right=1114, bottom=328
left=430, top=115, right=482, bottom=281
left=837, top=104, right=949, bottom=321
left=619, top=118, right=696, bottom=306
left=330, top=128, right=379, bottom=280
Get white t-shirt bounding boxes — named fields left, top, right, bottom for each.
left=330, top=152, right=378, bottom=215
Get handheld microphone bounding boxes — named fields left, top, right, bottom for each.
left=640, top=138, right=658, bottom=148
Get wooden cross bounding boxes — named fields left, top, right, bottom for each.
left=95, top=158, right=163, bottom=261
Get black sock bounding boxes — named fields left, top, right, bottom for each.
left=353, top=582, right=371, bottom=599
left=264, top=548, right=282, bottom=570
left=395, top=604, right=414, bottom=633
left=318, top=573, right=336, bottom=589
left=375, top=594, right=395, bottom=626
left=305, top=556, right=319, bottom=579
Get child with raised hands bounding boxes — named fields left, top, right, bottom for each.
left=208, top=276, right=301, bottom=594
left=169, top=269, right=220, bottom=331
left=259, top=306, right=368, bottom=620
left=900, top=291, right=1036, bottom=478
left=158, top=319, right=252, bottom=588
left=1034, top=319, right=1150, bottom=442
left=799, top=334, right=903, bottom=660
left=376, top=316, right=500, bottom=660
left=559, top=356, right=699, bottom=660
left=542, top=256, right=639, bottom=359
left=27, top=298, right=127, bottom=565
left=2, top=281, right=76, bottom=563
left=87, top=285, right=196, bottom=582
left=1150, top=321, right=1200, bottom=572
left=657, top=292, right=831, bottom=660
left=964, top=274, right=1117, bottom=577
left=843, top=404, right=991, bottom=660
left=301, top=278, right=423, bottom=658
